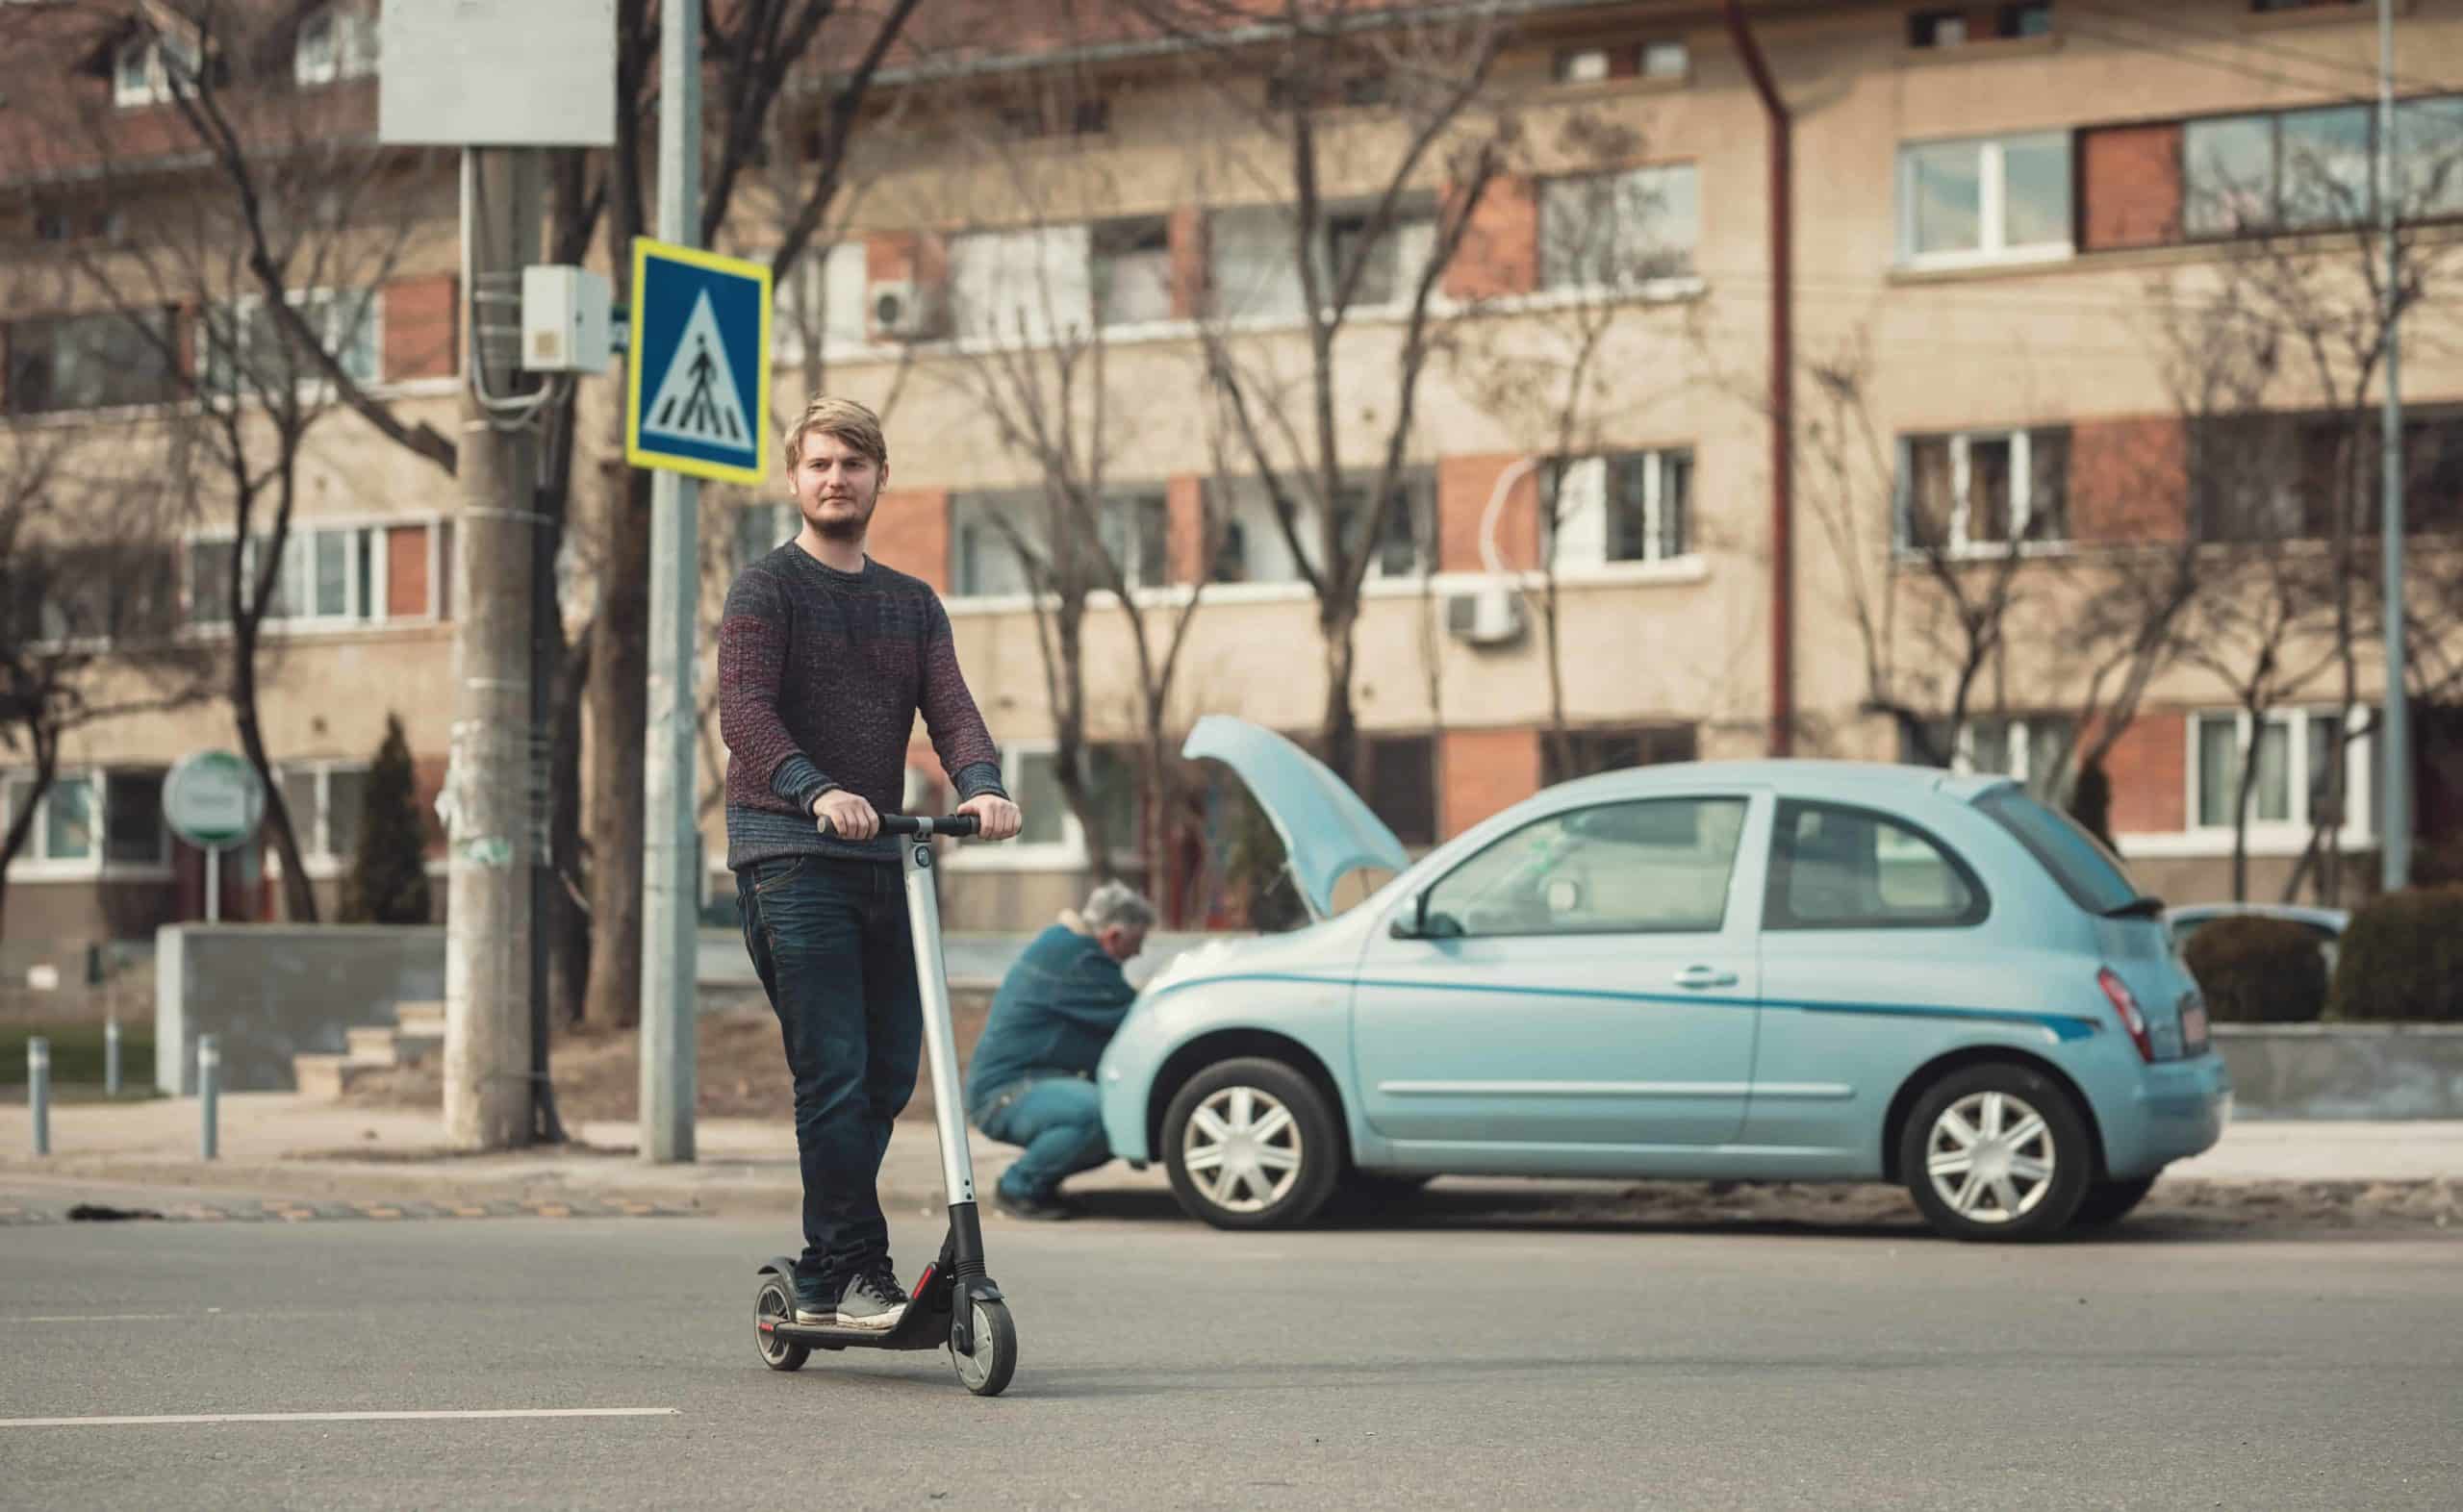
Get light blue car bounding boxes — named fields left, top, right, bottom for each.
left=1097, top=717, right=2233, bottom=1243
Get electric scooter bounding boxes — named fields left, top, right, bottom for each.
left=752, top=812, right=1018, bottom=1398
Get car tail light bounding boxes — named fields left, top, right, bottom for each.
left=2097, top=968, right=2154, bottom=1063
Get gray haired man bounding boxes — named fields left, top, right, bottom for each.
left=963, top=882, right=1157, bottom=1220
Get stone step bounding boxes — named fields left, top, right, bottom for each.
left=395, top=1000, right=445, bottom=1033
left=344, top=1026, right=404, bottom=1066
left=292, top=1052, right=393, bottom=1101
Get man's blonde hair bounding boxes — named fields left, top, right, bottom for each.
left=782, top=394, right=888, bottom=473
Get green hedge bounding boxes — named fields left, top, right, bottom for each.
left=0, top=1023, right=157, bottom=1086
left=2182, top=917, right=2329, bottom=1024
left=2328, top=885, right=2463, bottom=1022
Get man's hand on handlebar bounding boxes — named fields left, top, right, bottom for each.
left=954, top=793, right=1023, bottom=842
left=813, top=789, right=879, bottom=842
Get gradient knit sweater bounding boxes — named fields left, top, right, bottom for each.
left=718, top=544, right=1004, bottom=869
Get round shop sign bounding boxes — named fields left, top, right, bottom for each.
left=163, top=749, right=265, bottom=851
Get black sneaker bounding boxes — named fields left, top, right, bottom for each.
left=993, top=1185, right=1071, bottom=1222
left=791, top=1274, right=835, bottom=1327
left=836, top=1269, right=909, bottom=1331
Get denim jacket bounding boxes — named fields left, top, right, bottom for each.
left=964, top=920, right=1136, bottom=1123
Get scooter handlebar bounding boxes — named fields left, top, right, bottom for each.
left=816, top=812, right=982, bottom=841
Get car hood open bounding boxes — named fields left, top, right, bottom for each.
left=1181, top=715, right=1408, bottom=920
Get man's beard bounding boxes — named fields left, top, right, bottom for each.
left=810, top=494, right=875, bottom=542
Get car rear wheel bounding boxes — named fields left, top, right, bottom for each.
left=1162, top=1057, right=1343, bottom=1231
left=1900, top=1064, right=2093, bottom=1243
left=2070, top=1173, right=2160, bottom=1229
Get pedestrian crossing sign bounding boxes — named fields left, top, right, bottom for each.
left=624, top=238, right=773, bottom=485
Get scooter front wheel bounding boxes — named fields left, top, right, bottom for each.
left=950, top=1298, right=1017, bottom=1397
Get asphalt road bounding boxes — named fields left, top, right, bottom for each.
left=2, top=1191, right=2457, bottom=1510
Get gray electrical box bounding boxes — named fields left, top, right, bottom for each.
left=379, top=0, right=617, bottom=147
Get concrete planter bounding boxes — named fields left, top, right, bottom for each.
left=2214, top=1023, right=2463, bottom=1120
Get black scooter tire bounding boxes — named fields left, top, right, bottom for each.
left=754, top=1277, right=811, bottom=1372
left=951, top=1298, right=1017, bottom=1398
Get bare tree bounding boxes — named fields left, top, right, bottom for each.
left=1131, top=0, right=1511, bottom=787
left=0, top=425, right=216, bottom=936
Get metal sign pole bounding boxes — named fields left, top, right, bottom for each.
left=640, top=0, right=701, bottom=1165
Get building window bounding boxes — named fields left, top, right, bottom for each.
left=1366, top=736, right=1438, bottom=848
left=1206, top=201, right=1437, bottom=322
left=294, top=4, right=378, bottom=88
left=184, top=525, right=401, bottom=628
left=2250, top=1, right=2358, bottom=12
left=279, top=764, right=370, bottom=865
left=1541, top=725, right=1697, bottom=786
left=1909, top=9, right=1970, bottom=47
left=1908, top=715, right=2077, bottom=801
left=19, top=543, right=180, bottom=646
left=202, top=290, right=383, bottom=396
left=1, top=769, right=168, bottom=870
left=2192, top=709, right=2374, bottom=836
left=1915, top=5, right=2051, bottom=46
left=104, top=771, right=167, bottom=865
left=1326, top=478, right=1435, bottom=580
left=1537, top=164, right=1699, bottom=290
left=950, top=225, right=1089, bottom=345
left=4, top=310, right=181, bottom=415
left=1092, top=217, right=1173, bottom=328
left=950, top=492, right=1039, bottom=599
left=975, top=744, right=1139, bottom=859
left=43, top=775, right=96, bottom=863
left=1546, top=450, right=1692, bottom=567
left=114, top=32, right=197, bottom=109
left=1899, top=427, right=2069, bottom=553
left=1899, top=133, right=2072, bottom=265
left=1098, top=492, right=1170, bottom=589
left=1551, top=39, right=1689, bottom=84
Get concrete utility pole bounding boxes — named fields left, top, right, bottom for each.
left=2377, top=0, right=2413, bottom=894
left=640, top=0, right=701, bottom=1164
left=444, top=146, right=545, bottom=1151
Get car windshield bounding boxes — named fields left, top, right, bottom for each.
left=1973, top=786, right=2144, bottom=915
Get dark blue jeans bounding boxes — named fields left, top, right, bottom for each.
left=977, top=1075, right=1111, bottom=1202
left=737, top=853, right=922, bottom=1291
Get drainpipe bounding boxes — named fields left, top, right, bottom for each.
left=1722, top=0, right=1793, bottom=757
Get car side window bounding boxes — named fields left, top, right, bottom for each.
left=1420, top=797, right=1748, bottom=938
left=1764, top=800, right=1988, bottom=931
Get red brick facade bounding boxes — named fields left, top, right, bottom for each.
left=2079, top=123, right=2184, bottom=253
left=1166, top=473, right=1207, bottom=583
left=1444, top=174, right=1537, bottom=301
left=1441, top=727, right=1542, bottom=835
left=2103, top=710, right=2188, bottom=834
left=380, top=274, right=458, bottom=381
left=870, top=487, right=951, bottom=592
left=1436, top=453, right=1541, bottom=573
left=386, top=523, right=431, bottom=618
left=2069, top=416, right=2188, bottom=543
left=1168, top=206, right=1207, bottom=319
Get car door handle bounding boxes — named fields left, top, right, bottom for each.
left=1674, top=966, right=1739, bottom=991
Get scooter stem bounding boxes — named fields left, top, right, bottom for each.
left=901, top=835, right=978, bottom=1209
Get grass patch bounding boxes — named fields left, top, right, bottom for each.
left=0, top=1022, right=156, bottom=1087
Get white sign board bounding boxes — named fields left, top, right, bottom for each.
left=378, top=0, right=617, bottom=148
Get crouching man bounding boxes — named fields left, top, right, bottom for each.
left=965, top=882, right=1156, bottom=1221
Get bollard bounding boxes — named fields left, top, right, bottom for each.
left=28, top=1037, right=49, bottom=1157
left=105, top=1016, right=122, bottom=1098
left=198, top=1033, right=219, bottom=1162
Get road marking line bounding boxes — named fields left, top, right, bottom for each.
left=0, top=1408, right=681, bottom=1428
left=10, top=1314, right=193, bottom=1323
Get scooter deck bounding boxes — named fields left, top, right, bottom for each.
left=764, top=1301, right=954, bottom=1352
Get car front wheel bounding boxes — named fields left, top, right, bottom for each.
left=1161, top=1057, right=1343, bottom=1231
left=1900, top=1064, right=2094, bottom=1243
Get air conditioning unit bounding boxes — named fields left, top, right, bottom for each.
left=869, top=278, right=946, bottom=340
left=1445, top=584, right=1526, bottom=647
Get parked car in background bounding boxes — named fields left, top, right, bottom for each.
left=2166, top=902, right=2349, bottom=978
left=1099, top=718, right=2233, bottom=1243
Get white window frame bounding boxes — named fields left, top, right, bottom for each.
left=1537, top=163, right=1700, bottom=294
left=2, top=769, right=173, bottom=881
left=202, top=287, right=386, bottom=398
left=939, top=742, right=1140, bottom=872
left=294, top=3, right=378, bottom=88
left=1896, top=428, right=2067, bottom=557
left=1549, top=449, right=1694, bottom=571
left=2185, top=707, right=2375, bottom=849
left=181, top=517, right=439, bottom=636
left=114, top=34, right=195, bottom=109
left=1945, top=714, right=2076, bottom=800
left=1897, top=132, right=2074, bottom=269
left=267, top=760, right=375, bottom=879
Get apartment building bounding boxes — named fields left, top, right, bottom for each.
left=6, top=0, right=2461, bottom=959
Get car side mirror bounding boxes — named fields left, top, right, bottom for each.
left=1390, top=893, right=1430, bottom=940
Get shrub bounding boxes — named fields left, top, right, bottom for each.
left=2327, top=885, right=2463, bottom=1022
left=343, top=714, right=433, bottom=925
left=2181, top=916, right=2328, bottom=1024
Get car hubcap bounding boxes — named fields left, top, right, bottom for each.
left=1181, top=1085, right=1303, bottom=1214
left=1924, top=1090, right=2056, bottom=1224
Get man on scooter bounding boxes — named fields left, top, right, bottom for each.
left=719, top=395, right=1023, bottom=1331
left=965, top=881, right=1156, bottom=1220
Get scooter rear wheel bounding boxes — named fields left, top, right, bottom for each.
left=950, top=1298, right=1016, bottom=1397
left=754, top=1277, right=810, bottom=1373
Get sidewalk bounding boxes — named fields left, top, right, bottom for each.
left=3, top=1095, right=2458, bottom=1216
